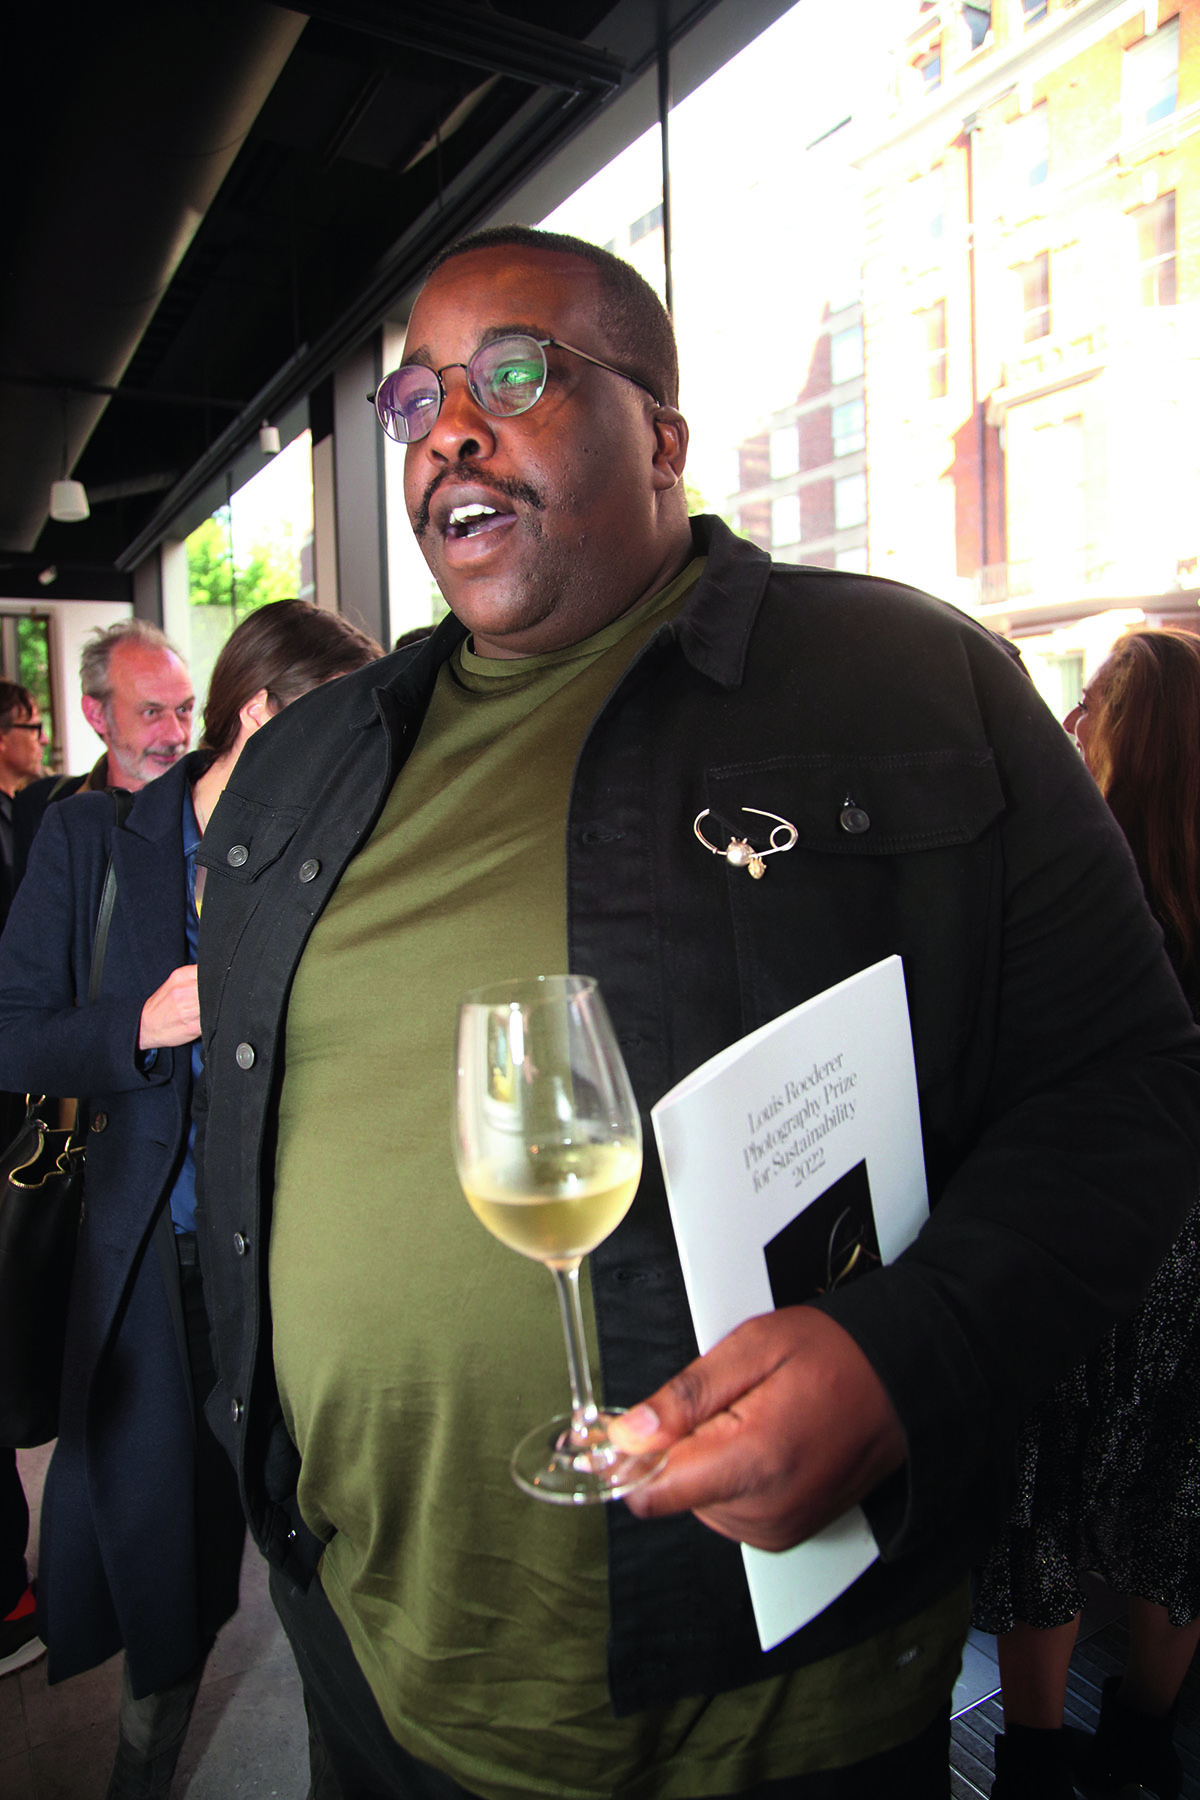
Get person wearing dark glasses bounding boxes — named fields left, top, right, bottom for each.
left=0, top=681, right=49, bottom=1687
left=193, top=226, right=1200, bottom=1800
left=0, top=680, right=45, bottom=925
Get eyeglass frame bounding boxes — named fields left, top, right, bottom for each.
left=3, top=719, right=46, bottom=739
left=370, top=334, right=662, bottom=444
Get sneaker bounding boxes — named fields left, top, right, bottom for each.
left=0, top=1581, right=45, bottom=1677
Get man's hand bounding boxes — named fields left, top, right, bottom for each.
left=138, top=964, right=201, bottom=1050
left=608, top=1306, right=906, bottom=1551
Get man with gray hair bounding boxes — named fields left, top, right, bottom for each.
left=13, top=619, right=193, bottom=880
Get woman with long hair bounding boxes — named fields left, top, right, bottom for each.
left=979, top=627, right=1200, bottom=1800
left=0, top=600, right=381, bottom=1798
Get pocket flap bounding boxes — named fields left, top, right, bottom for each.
left=196, top=794, right=305, bottom=884
left=706, top=751, right=1004, bottom=855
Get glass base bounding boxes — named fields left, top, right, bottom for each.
left=510, top=1409, right=666, bottom=1505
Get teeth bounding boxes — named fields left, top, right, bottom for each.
left=448, top=503, right=498, bottom=527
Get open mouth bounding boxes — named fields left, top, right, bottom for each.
left=446, top=503, right=513, bottom=540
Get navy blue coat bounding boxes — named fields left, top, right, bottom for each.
left=0, top=754, right=243, bottom=1695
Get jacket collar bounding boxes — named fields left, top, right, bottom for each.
left=672, top=514, right=772, bottom=690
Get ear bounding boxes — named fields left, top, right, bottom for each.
left=650, top=407, right=689, bottom=491
left=80, top=694, right=108, bottom=740
left=238, top=688, right=275, bottom=735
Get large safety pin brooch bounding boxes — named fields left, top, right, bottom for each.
left=693, top=807, right=799, bottom=880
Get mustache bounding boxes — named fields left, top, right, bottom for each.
left=413, top=466, right=544, bottom=539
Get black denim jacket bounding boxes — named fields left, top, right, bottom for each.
left=195, top=517, right=1200, bottom=1713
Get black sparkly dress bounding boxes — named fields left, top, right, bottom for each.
left=975, top=946, right=1200, bottom=1633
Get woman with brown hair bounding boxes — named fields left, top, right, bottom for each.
left=0, top=600, right=380, bottom=1798
left=979, top=627, right=1200, bottom=1800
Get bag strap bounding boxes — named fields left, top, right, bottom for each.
left=87, top=789, right=133, bottom=1006
left=71, top=789, right=135, bottom=1140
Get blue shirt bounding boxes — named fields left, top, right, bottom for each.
left=167, top=786, right=203, bottom=1233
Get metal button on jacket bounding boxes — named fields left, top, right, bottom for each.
left=839, top=804, right=871, bottom=835
left=90, top=1111, right=108, bottom=1133
left=226, top=843, right=249, bottom=867
left=298, top=858, right=320, bottom=883
left=230, top=1397, right=243, bottom=1424
left=235, top=1042, right=256, bottom=1070
left=233, top=1232, right=249, bottom=1256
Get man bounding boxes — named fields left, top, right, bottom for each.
left=195, top=228, right=1200, bottom=1799
left=0, top=680, right=47, bottom=1685
left=12, top=619, right=193, bottom=883
left=0, top=680, right=45, bottom=925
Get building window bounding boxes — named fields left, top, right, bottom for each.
left=1123, top=17, right=1179, bottom=134
left=917, top=301, right=947, bottom=398
left=629, top=202, right=664, bottom=245
left=917, top=47, right=941, bottom=92
left=770, top=494, right=801, bottom=549
left=830, top=324, right=864, bottom=384
left=835, top=473, right=867, bottom=530
left=1136, top=193, right=1176, bottom=306
left=1018, top=252, right=1051, bottom=341
left=964, top=6, right=991, bottom=51
left=1022, top=0, right=1047, bottom=28
left=1009, top=103, right=1049, bottom=191
left=769, top=425, right=800, bottom=480
left=832, top=399, right=865, bottom=457
left=907, top=165, right=944, bottom=246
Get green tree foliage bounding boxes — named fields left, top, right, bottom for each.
left=187, top=508, right=298, bottom=616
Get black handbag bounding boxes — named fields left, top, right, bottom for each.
left=0, top=790, right=130, bottom=1447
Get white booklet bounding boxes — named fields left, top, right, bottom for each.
left=650, top=955, right=928, bottom=1651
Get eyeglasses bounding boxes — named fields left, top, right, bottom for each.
left=372, top=334, right=661, bottom=444
left=6, top=721, right=46, bottom=740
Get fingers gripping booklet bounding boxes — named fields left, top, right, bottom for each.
left=650, top=956, right=928, bottom=1651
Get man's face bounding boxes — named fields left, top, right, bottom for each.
left=401, top=245, right=688, bottom=658
left=0, top=706, right=45, bottom=788
left=83, top=643, right=194, bottom=790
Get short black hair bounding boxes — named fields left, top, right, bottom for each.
left=424, top=225, right=680, bottom=409
left=0, top=680, right=34, bottom=734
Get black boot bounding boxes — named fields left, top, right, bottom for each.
left=1068, top=1674, right=1182, bottom=1800
left=992, top=1723, right=1078, bottom=1798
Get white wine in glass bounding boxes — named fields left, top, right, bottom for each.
left=454, top=973, right=666, bottom=1504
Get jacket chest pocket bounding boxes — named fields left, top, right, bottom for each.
left=703, top=751, right=1006, bottom=1089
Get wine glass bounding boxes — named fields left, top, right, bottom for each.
left=453, top=973, right=666, bottom=1504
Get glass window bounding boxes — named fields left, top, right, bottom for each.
left=1029, top=652, right=1083, bottom=718
left=917, top=302, right=948, bottom=398
left=918, top=48, right=941, bottom=92
left=769, top=425, right=800, bottom=479
left=964, top=6, right=991, bottom=52
left=0, top=615, right=55, bottom=761
left=830, top=324, right=864, bottom=385
left=1123, top=17, right=1179, bottom=134
left=832, top=399, right=865, bottom=457
left=771, top=494, right=802, bottom=548
left=835, top=472, right=868, bottom=529
left=1009, top=103, right=1049, bottom=191
left=1023, top=0, right=1047, bottom=28
left=629, top=202, right=664, bottom=245
left=1018, top=252, right=1051, bottom=341
left=185, top=430, right=314, bottom=707
left=1136, top=193, right=1176, bottom=306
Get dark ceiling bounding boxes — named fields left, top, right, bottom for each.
left=0, top=0, right=718, bottom=602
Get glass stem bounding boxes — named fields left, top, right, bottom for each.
left=549, top=1260, right=601, bottom=1445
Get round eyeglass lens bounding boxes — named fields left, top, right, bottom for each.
left=469, top=337, right=548, bottom=417
left=375, top=367, right=441, bottom=444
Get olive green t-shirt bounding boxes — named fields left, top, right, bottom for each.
left=270, top=561, right=968, bottom=1799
